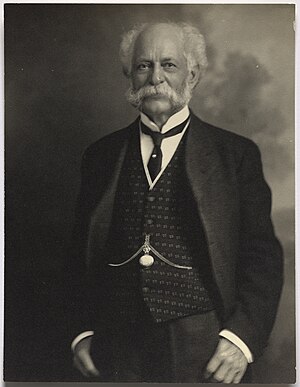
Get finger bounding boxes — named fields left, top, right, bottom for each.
left=233, top=366, right=247, bottom=384
left=76, top=351, right=100, bottom=377
left=73, top=356, right=90, bottom=378
left=223, top=368, right=238, bottom=384
left=80, top=354, right=100, bottom=377
left=204, top=353, right=222, bottom=379
left=212, top=363, right=231, bottom=383
left=233, top=371, right=243, bottom=384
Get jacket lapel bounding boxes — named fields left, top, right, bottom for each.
left=185, top=114, right=239, bottom=306
left=185, top=114, right=220, bottom=198
left=87, top=120, right=138, bottom=266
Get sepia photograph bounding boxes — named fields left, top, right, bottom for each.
left=4, top=3, right=295, bottom=383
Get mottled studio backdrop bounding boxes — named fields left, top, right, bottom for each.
left=5, top=4, right=295, bottom=383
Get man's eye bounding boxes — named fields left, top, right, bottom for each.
left=137, top=63, right=150, bottom=70
left=163, top=63, right=176, bottom=68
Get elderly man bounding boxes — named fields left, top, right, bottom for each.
left=69, top=22, right=283, bottom=383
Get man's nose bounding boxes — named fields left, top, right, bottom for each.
left=149, top=65, right=164, bottom=86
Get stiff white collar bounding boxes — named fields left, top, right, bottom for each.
left=140, top=105, right=190, bottom=134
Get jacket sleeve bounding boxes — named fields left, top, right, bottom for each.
left=223, top=140, right=284, bottom=359
left=64, top=146, right=104, bottom=344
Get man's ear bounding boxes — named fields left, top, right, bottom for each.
left=122, top=65, right=131, bottom=78
left=188, top=64, right=201, bottom=89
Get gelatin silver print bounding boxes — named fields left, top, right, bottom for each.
left=4, top=3, right=295, bottom=383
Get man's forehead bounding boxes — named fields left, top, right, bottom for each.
left=133, top=24, right=184, bottom=60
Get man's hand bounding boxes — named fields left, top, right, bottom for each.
left=73, top=336, right=100, bottom=378
left=204, top=338, right=248, bottom=383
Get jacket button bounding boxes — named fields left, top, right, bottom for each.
left=146, top=219, right=154, bottom=225
left=142, top=287, right=150, bottom=293
left=148, top=196, right=155, bottom=202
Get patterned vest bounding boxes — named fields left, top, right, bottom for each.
left=100, top=127, right=215, bottom=323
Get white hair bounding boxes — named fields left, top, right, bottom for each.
left=119, top=22, right=208, bottom=79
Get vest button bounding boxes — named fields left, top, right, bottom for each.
left=146, top=219, right=154, bottom=225
left=142, top=286, right=150, bottom=293
left=148, top=196, right=155, bottom=202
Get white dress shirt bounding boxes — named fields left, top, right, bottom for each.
left=71, top=105, right=253, bottom=363
left=139, top=105, right=190, bottom=189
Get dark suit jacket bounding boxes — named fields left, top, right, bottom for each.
left=69, top=112, right=283, bottom=360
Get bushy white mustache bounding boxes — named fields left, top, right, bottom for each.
left=125, top=82, right=192, bottom=110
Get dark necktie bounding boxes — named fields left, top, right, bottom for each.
left=141, top=117, right=190, bottom=181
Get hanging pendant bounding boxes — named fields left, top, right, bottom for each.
left=139, top=254, right=154, bottom=267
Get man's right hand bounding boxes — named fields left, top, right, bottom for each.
left=73, top=336, right=100, bottom=378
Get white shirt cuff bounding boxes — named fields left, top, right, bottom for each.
left=219, top=329, right=254, bottom=363
left=71, top=330, right=94, bottom=352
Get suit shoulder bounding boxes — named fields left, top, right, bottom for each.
left=190, top=115, right=262, bottom=171
left=205, top=120, right=255, bottom=146
left=193, top=115, right=259, bottom=152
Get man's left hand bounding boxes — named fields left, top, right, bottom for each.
left=204, top=338, right=248, bottom=383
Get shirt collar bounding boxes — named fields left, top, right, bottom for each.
left=140, top=105, right=190, bottom=134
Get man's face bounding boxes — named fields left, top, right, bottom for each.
left=129, top=24, right=196, bottom=118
